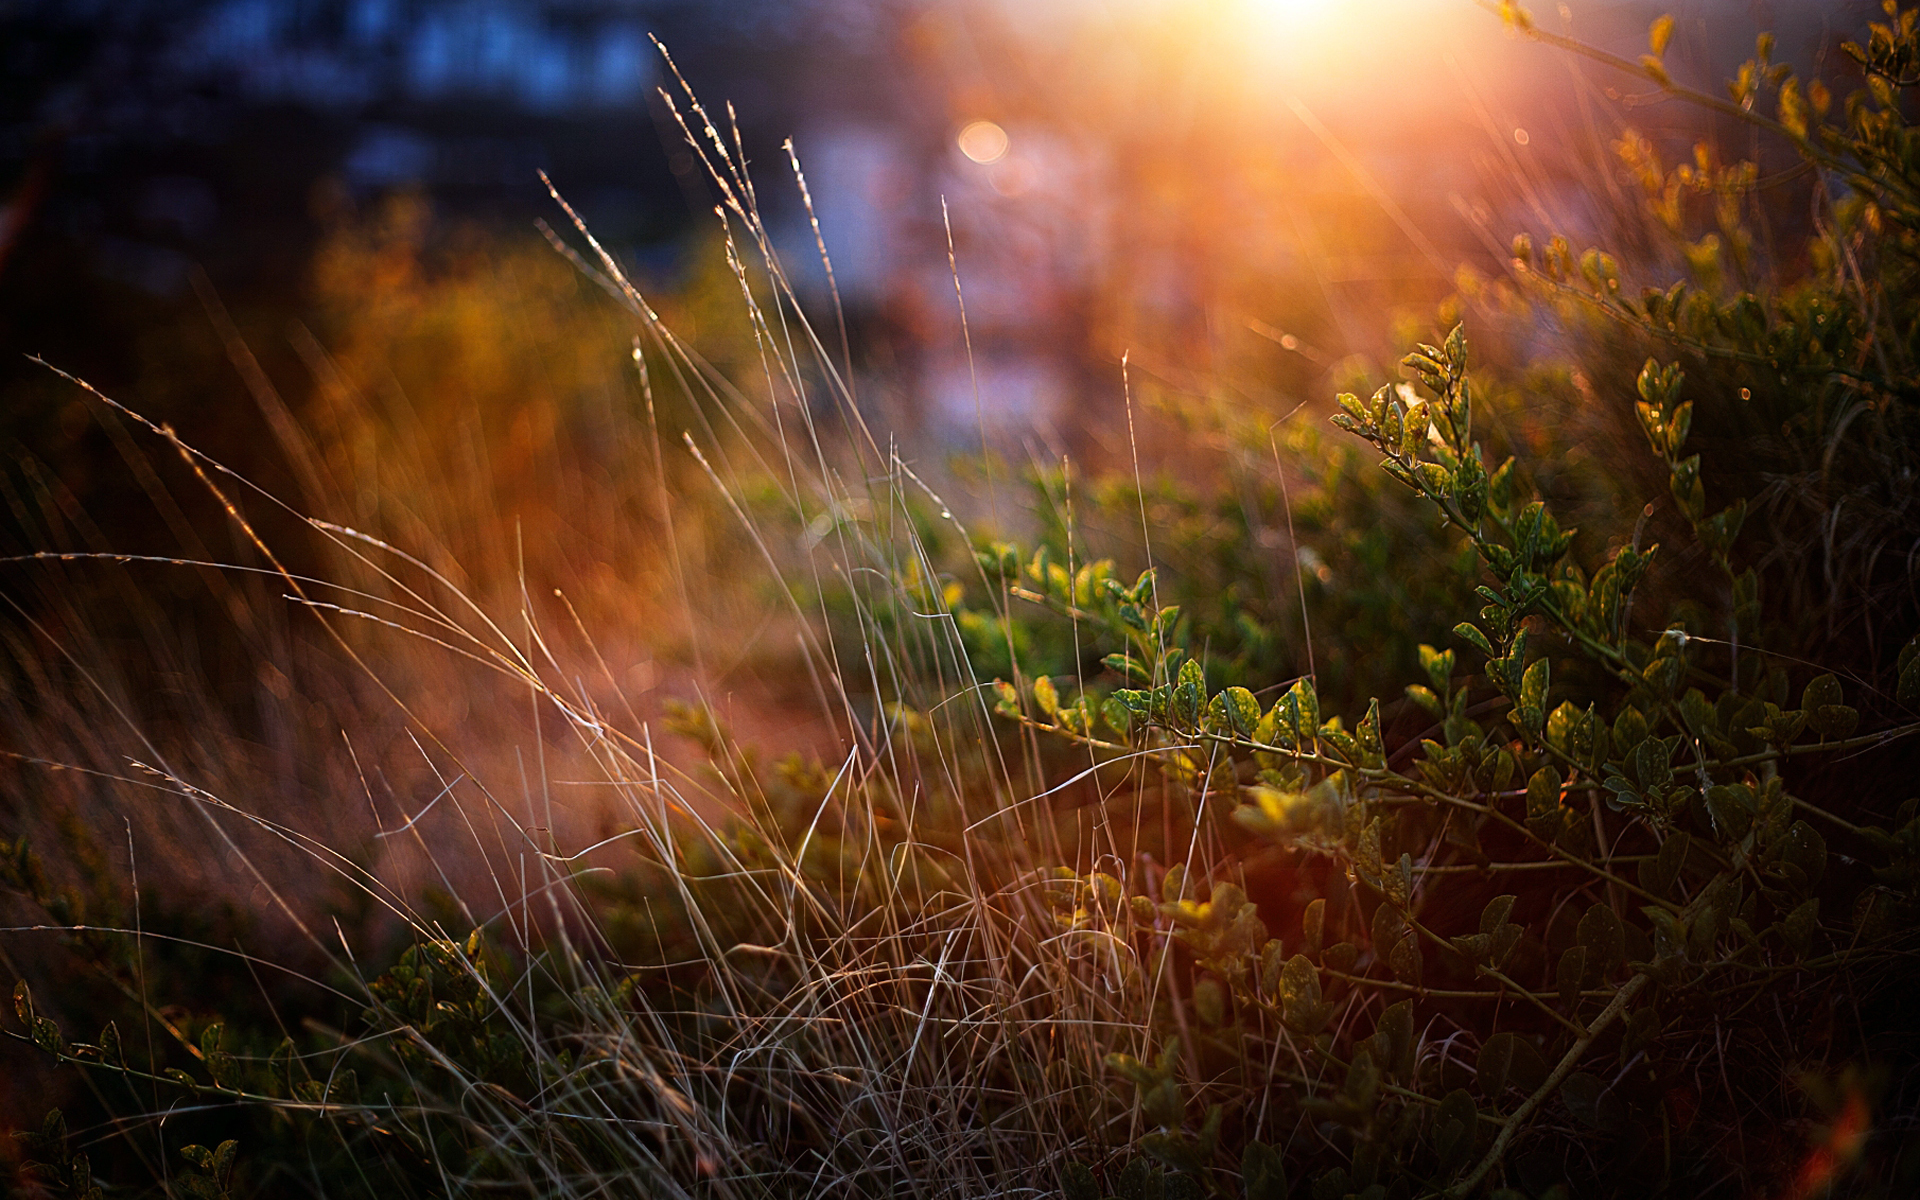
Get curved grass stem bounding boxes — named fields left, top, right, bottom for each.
left=1443, top=972, right=1651, bottom=1199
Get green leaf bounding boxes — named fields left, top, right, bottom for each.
left=1337, top=391, right=1370, bottom=425
left=1545, top=702, right=1589, bottom=760
left=1162, top=862, right=1187, bottom=904
left=1526, top=766, right=1562, bottom=837
left=1643, top=906, right=1687, bottom=964
left=1800, top=673, right=1858, bottom=739
left=1370, top=901, right=1404, bottom=956
left=1343, top=1046, right=1381, bottom=1109
left=1130, top=567, right=1157, bottom=604
left=1802, top=672, right=1842, bottom=712
left=1193, top=978, right=1226, bottom=1027
left=1613, top=705, right=1649, bottom=753
left=1259, top=939, right=1287, bottom=996
left=98, top=1021, right=122, bottom=1068
left=1453, top=621, right=1495, bottom=659
left=1641, top=650, right=1684, bottom=695
left=1112, top=1158, right=1159, bottom=1200
left=1782, top=897, right=1820, bottom=958
left=1490, top=747, right=1517, bottom=791
left=1811, top=704, right=1859, bottom=740
left=1619, top=1005, right=1660, bottom=1064
left=1143, top=1076, right=1185, bottom=1129
left=212, top=1140, right=239, bottom=1185
left=1032, top=675, right=1060, bottom=719
left=1062, top=1162, right=1100, bottom=1200
left=1518, top=657, right=1550, bottom=731
left=1577, top=903, right=1625, bottom=976
left=1434, top=1089, right=1475, bottom=1171
left=1377, top=999, right=1415, bottom=1078
left=1780, top=820, right=1828, bottom=887
left=1242, top=1141, right=1287, bottom=1200
left=1705, top=784, right=1755, bottom=840
left=1355, top=698, right=1385, bottom=767
left=1478, top=1032, right=1517, bottom=1098
left=1302, top=897, right=1326, bottom=958
left=1419, top=643, right=1455, bottom=692
left=1383, top=852, right=1414, bottom=910
left=1105, top=1053, right=1156, bottom=1087
left=1632, top=736, right=1676, bottom=792
left=1154, top=605, right=1183, bottom=639
left=1490, top=920, right=1522, bottom=969
left=1142, top=1130, right=1202, bottom=1175
left=1508, top=1035, right=1548, bottom=1092
left=1639, top=831, right=1688, bottom=896
left=1450, top=931, right=1492, bottom=965
left=1557, top=945, right=1588, bottom=1008
left=1221, top=686, right=1261, bottom=736
left=1355, top=818, right=1385, bottom=883
left=1899, top=638, right=1920, bottom=706
left=1104, top=653, right=1150, bottom=683
left=1280, top=954, right=1331, bottom=1036
left=1480, top=894, right=1517, bottom=936
left=1287, top=678, right=1321, bottom=736
left=1388, top=932, right=1423, bottom=986
left=30, top=1012, right=65, bottom=1057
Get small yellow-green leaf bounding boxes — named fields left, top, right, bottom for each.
left=1193, top=977, right=1226, bottom=1027
left=1031, top=674, right=1060, bottom=719
left=1302, top=897, right=1326, bottom=958
left=1161, top=861, right=1187, bottom=904
left=1222, top=686, right=1260, bottom=736
left=1649, top=13, right=1675, bottom=56
left=1519, top=657, right=1550, bottom=729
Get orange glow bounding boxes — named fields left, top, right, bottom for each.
left=891, top=0, right=1583, bottom=399
left=1788, top=1089, right=1871, bottom=1200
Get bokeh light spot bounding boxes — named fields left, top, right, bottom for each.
left=958, top=120, right=1009, bottom=164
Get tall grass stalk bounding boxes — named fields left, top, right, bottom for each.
left=1, top=48, right=1181, bottom=1200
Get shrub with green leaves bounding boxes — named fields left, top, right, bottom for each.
left=1003, top=320, right=1918, bottom=1195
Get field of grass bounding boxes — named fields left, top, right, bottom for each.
left=4, top=7, right=1920, bottom=1199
